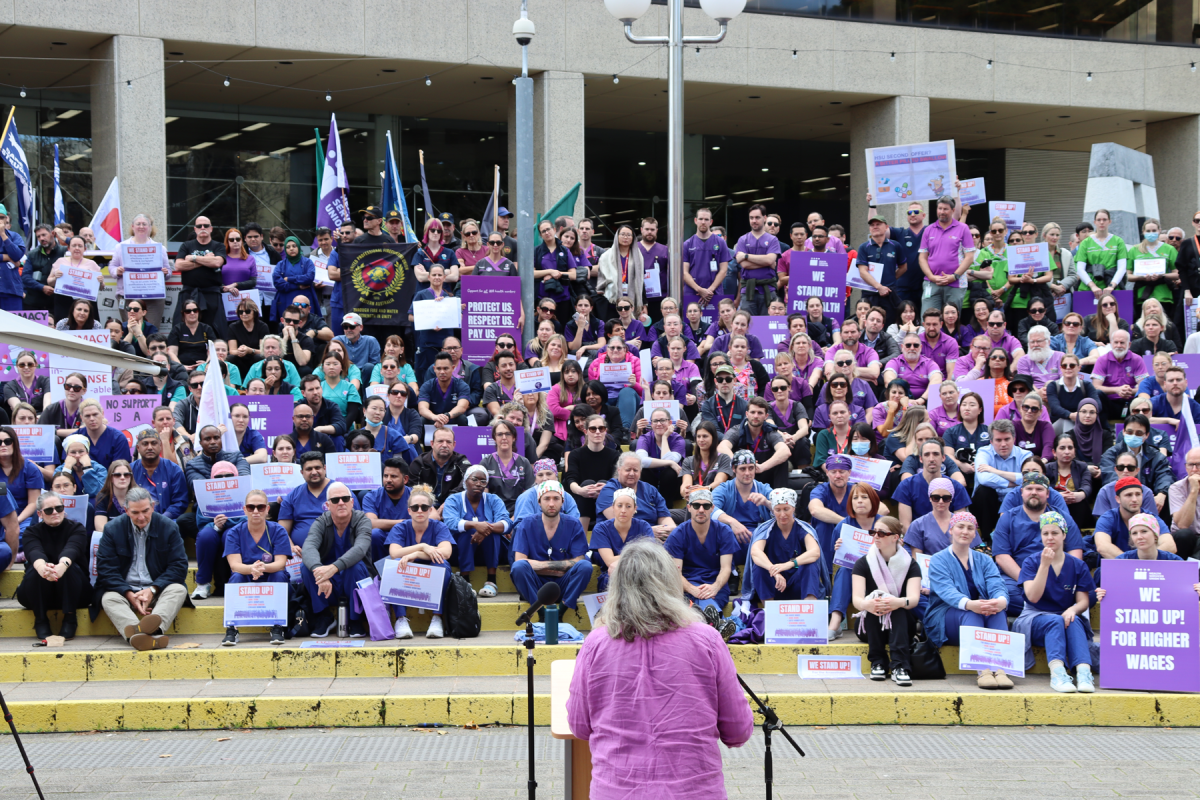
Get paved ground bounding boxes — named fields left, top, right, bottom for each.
left=1, top=725, right=1197, bottom=799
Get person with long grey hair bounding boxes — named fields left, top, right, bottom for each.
left=567, top=538, right=753, bottom=799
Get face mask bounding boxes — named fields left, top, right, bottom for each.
left=1145, top=231, right=1160, bottom=243
left=851, top=441, right=871, bottom=455
left=1123, top=434, right=1144, bottom=450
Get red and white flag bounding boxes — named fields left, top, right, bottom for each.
left=88, top=177, right=123, bottom=252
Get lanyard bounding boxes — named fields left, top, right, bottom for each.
left=60, top=400, right=78, bottom=430
left=250, top=529, right=273, bottom=561
left=620, top=254, right=628, bottom=284
left=717, top=397, right=735, bottom=431
left=496, top=453, right=517, bottom=481
left=499, top=382, right=516, bottom=402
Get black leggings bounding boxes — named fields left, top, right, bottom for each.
left=16, top=564, right=86, bottom=617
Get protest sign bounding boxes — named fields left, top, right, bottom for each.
left=581, top=592, right=608, bottom=627
left=643, top=398, right=681, bottom=422
left=1073, top=290, right=1134, bottom=326
left=599, top=362, right=631, bottom=387
left=644, top=266, right=662, bottom=298
left=865, top=139, right=956, bottom=204
left=798, top=655, right=864, bottom=679
left=327, top=451, right=382, bottom=491
left=62, top=495, right=88, bottom=529
left=242, top=396, right=294, bottom=437
left=959, top=626, right=1025, bottom=677
left=1008, top=242, right=1049, bottom=276
left=847, top=455, right=890, bottom=491
left=255, top=260, right=276, bottom=309
left=412, top=297, right=462, bottom=331
left=847, top=258, right=883, bottom=292
left=193, top=476, right=251, bottom=517
left=916, top=553, right=933, bottom=590
left=764, top=600, right=829, bottom=644
left=49, top=352, right=111, bottom=403
left=1134, top=258, right=1167, bottom=278
left=959, top=177, right=986, bottom=206
left=1100, top=559, right=1200, bottom=692
left=251, top=462, right=304, bottom=501
left=461, top=276, right=521, bottom=365
left=378, top=558, right=446, bottom=612
left=223, top=582, right=288, bottom=627
left=101, top=395, right=161, bottom=430
left=12, top=425, right=54, bottom=462
left=749, top=316, right=791, bottom=377
left=988, top=201, right=1026, bottom=232
left=222, top=289, right=261, bottom=322
left=337, top=242, right=420, bottom=328
left=119, top=242, right=167, bottom=299
left=832, top=526, right=874, bottom=568
left=516, top=367, right=551, bottom=393
left=787, top=252, right=846, bottom=325
left=53, top=265, right=101, bottom=301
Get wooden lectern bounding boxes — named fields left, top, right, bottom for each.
left=550, top=659, right=591, bottom=800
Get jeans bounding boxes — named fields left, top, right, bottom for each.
left=738, top=284, right=778, bottom=316
left=921, top=282, right=966, bottom=315
left=1028, top=612, right=1091, bottom=669
left=944, top=606, right=1009, bottom=645
left=615, top=387, right=640, bottom=431
left=510, top=559, right=593, bottom=611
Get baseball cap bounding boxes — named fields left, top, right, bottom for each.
left=497, top=207, right=514, bottom=218
left=342, top=312, right=364, bottom=327
left=714, top=364, right=735, bottom=377
left=438, top=212, right=456, bottom=225
left=384, top=210, right=403, bottom=222
left=211, top=461, right=239, bottom=478
left=868, top=214, right=888, bottom=226
left=359, top=205, right=382, bottom=219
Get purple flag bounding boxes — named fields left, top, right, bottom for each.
left=1073, top=290, right=1134, bottom=326
left=242, top=396, right=294, bottom=437
left=461, top=276, right=521, bottom=366
left=423, top=424, right=523, bottom=461
left=316, top=114, right=350, bottom=232
left=749, top=316, right=792, bottom=377
left=1099, top=559, right=1200, bottom=693
left=787, top=252, right=846, bottom=325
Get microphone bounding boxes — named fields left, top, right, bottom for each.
left=515, top=582, right=561, bottom=626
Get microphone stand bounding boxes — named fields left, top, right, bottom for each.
left=0, top=687, right=45, bottom=800
left=523, top=620, right=537, bottom=800
left=737, top=675, right=804, bottom=800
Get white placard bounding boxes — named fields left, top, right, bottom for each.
left=1007, top=242, right=1049, bottom=276
left=516, top=366, right=551, bottom=393
left=865, top=139, right=956, bottom=204
left=250, top=462, right=304, bottom=502
left=959, top=177, right=986, bottom=206
left=378, top=557, right=446, bottom=612
left=365, top=384, right=389, bottom=399
left=313, top=266, right=336, bottom=288
left=847, top=260, right=884, bottom=292
left=1134, top=258, right=1167, bottom=277
left=832, top=526, right=874, bottom=569
left=644, top=267, right=662, bottom=298
left=580, top=592, right=608, bottom=626
left=223, top=582, right=288, bottom=627
left=193, top=475, right=252, bottom=517
left=285, top=556, right=303, bottom=583
left=49, top=352, right=112, bottom=403
left=958, top=625, right=1026, bottom=677
left=119, top=243, right=167, bottom=300
left=643, top=398, right=681, bottom=422
left=916, top=552, right=933, bottom=590
left=13, top=425, right=55, bottom=462
left=764, top=599, right=829, bottom=644
left=988, top=201, right=1026, bottom=232
left=847, top=455, right=890, bottom=491
left=599, top=362, right=631, bottom=387
left=64, top=495, right=90, bottom=530
left=1053, top=292, right=1071, bottom=322
left=412, top=298, right=462, bottom=331
left=53, top=265, right=101, bottom=301
left=222, top=289, right=261, bottom=321
left=88, top=529, right=102, bottom=586
left=798, top=655, right=865, bottom=679
left=326, top=451, right=382, bottom=491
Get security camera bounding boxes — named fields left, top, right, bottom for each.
left=513, top=17, right=536, bottom=47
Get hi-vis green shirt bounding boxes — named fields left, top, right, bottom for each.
left=1075, top=234, right=1128, bottom=289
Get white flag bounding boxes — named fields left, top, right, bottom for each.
left=88, top=176, right=122, bottom=251
left=195, top=343, right=238, bottom=453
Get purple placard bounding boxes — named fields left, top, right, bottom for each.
left=101, top=395, right=161, bottom=430
left=1140, top=353, right=1200, bottom=392
left=0, top=310, right=51, bottom=382
left=1073, top=290, right=1134, bottom=328
left=423, top=424, right=523, bottom=462
left=787, top=252, right=846, bottom=325
left=1099, top=559, right=1200, bottom=693
left=749, top=316, right=792, bottom=377
left=955, top=378, right=997, bottom=425
left=461, top=276, right=521, bottom=366
left=682, top=288, right=734, bottom=331
left=241, top=396, right=294, bottom=437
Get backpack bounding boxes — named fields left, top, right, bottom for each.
left=441, top=573, right=481, bottom=638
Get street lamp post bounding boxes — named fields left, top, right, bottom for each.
left=604, top=0, right=744, bottom=302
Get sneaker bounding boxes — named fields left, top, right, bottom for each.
left=478, top=581, right=498, bottom=598
left=348, top=620, right=368, bottom=639
left=394, top=617, right=414, bottom=640
left=269, top=626, right=285, bottom=645
left=1075, top=666, right=1095, bottom=693
left=309, top=612, right=336, bottom=638
left=221, top=626, right=239, bottom=646
left=870, top=663, right=887, bottom=681
left=426, top=615, right=444, bottom=639
left=14, top=551, right=24, bottom=564
left=702, top=605, right=722, bottom=628
left=891, top=667, right=912, bottom=687
left=1050, top=664, right=1077, bottom=693
left=992, top=671, right=1014, bottom=690
left=716, top=619, right=737, bottom=642
left=190, top=582, right=214, bottom=600
left=827, top=626, right=844, bottom=641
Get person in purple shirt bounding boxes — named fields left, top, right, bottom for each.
left=637, top=217, right=670, bottom=314
left=918, top=196, right=976, bottom=314
left=919, top=307, right=960, bottom=374
left=953, top=335, right=994, bottom=380
left=635, top=407, right=688, bottom=505
left=1091, top=329, right=1149, bottom=420
left=650, top=314, right=702, bottom=362
left=612, top=301, right=652, bottom=351
left=731, top=204, right=782, bottom=315
left=710, top=310, right=765, bottom=359
left=995, top=374, right=1052, bottom=423
left=1015, top=325, right=1064, bottom=389
left=883, top=333, right=943, bottom=403
left=983, top=309, right=1026, bottom=361
left=1012, top=391, right=1055, bottom=458
left=681, top=208, right=731, bottom=306
left=821, top=318, right=880, bottom=386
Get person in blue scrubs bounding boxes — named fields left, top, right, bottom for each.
left=590, top=487, right=655, bottom=592
left=665, top=493, right=740, bottom=618
left=0, top=425, right=47, bottom=534
left=749, top=488, right=823, bottom=602
left=221, top=490, right=292, bottom=646
left=230, top=403, right=269, bottom=463
left=279, top=452, right=360, bottom=550
left=131, top=428, right=190, bottom=534
left=991, top=473, right=1086, bottom=613
left=77, top=398, right=132, bottom=469
left=191, top=460, right=247, bottom=599
left=711, top=451, right=772, bottom=570
left=385, top=486, right=456, bottom=640
left=513, top=459, right=580, bottom=526
left=595, top=453, right=675, bottom=538
left=895, top=441, right=972, bottom=528
left=1014, top=511, right=1096, bottom=693
left=511, top=481, right=593, bottom=619
left=1095, top=513, right=1200, bottom=598
left=926, top=511, right=1013, bottom=690
left=1092, top=479, right=1176, bottom=559
left=827, top=483, right=883, bottom=639
left=905, top=478, right=983, bottom=557
left=361, top=457, right=411, bottom=563
left=808, top=454, right=853, bottom=573
left=442, top=465, right=514, bottom=598
left=0, top=462, right=21, bottom=571
left=54, top=434, right=107, bottom=498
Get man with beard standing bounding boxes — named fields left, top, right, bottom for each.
left=638, top=217, right=670, bottom=318
left=1016, top=326, right=1064, bottom=393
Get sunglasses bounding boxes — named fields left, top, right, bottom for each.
left=987, top=321, right=1004, bottom=328
left=227, top=237, right=241, bottom=242
left=835, top=359, right=853, bottom=366
left=496, top=342, right=514, bottom=349
left=906, top=210, right=921, bottom=216
left=1021, top=405, right=1040, bottom=412
left=1168, top=236, right=1183, bottom=241
left=690, top=502, right=713, bottom=510
left=327, top=496, right=354, bottom=504
left=929, top=494, right=952, bottom=503
left=772, top=385, right=789, bottom=392
left=1115, top=464, right=1138, bottom=472
left=41, top=505, right=63, bottom=515
left=0, top=438, right=12, bottom=446
left=295, top=302, right=310, bottom=308
left=872, top=529, right=897, bottom=537
left=184, top=307, right=199, bottom=314
left=111, top=472, right=132, bottom=478
left=617, top=306, right=632, bottom=312
left=242, top=503, right=269, bottom=513
left=64, top=384, right=84, bottom=392
left=409, top=503, right=432, bottom=512
left=389, top=388, right=406, bottom=396
left=587, top=426, right=607, bottom=432
left=190, top=382, right=204, bottom=389
left=127, top=307, right=143, bottom=313
left=1063, top=320, right=1081, bottom=327
left=195, top=223, right=211, bottom=229
left=489, top=240, right=504, bottom=246
left=829, top=382, right=848, bottom=390
left=238, top=309, right=254, bottom=315
left=16, top=362, right=35, bottom=368
left=903, top=343, right=921, bottom=349
left=1029, top=307, right=1046, bottom=314
left=464, top=231, right=479, bottom=236
left=715, top=376, right=734, bottom=384
left=1102, top=303, right=1117, bottom=309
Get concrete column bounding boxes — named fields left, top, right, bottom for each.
left=532, top=71, right=585, bottom=221
left=850, top=96, right=930, bottom=244
left=90, top=35, right=166, bottom=235
left=1146, top=115, right=1200, bottom=232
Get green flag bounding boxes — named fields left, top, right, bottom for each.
left=538, top=182, right=581, bottom=225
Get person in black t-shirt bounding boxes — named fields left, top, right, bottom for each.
left=173, top=216, right=227, bottom=331
left=168, top=299, right=218, bottom=371
left=564, top=413, right=622, bottom=529
left=354, top=206, right=392, bottom=246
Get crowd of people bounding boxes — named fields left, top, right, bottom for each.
left=3, top=197, right=1200, bottom=690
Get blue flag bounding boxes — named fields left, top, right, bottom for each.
left=382, top=131, right=417, bottom=244
left=0, top=109, right=34, bottom=239
left=53, top=143, right=65, bottom=225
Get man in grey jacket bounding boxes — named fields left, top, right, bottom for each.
left=298, top=481, right=374, bottom=638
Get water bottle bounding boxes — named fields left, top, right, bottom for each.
left=337, top=598, right=349, bottom=638
left=545, top=604, right=559, bottom=646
